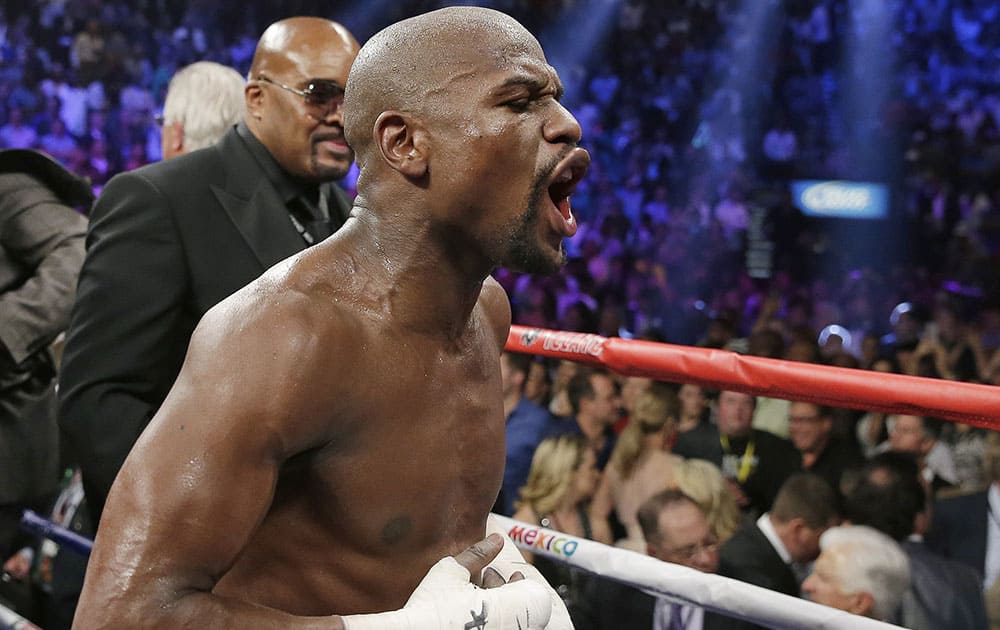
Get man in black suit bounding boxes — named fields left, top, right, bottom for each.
left=571, top=489, right=729, bottom=629
left=719, top=473, right=838, bottom=630
left=924, top=431, right=998, bottom=581
left=787, top=402, right=864, bottom=494
left=0, top=150, right=90, bottom=556
left=674, top=390, right=801, bottom=516
left=58, top=17, right=360, bottom=525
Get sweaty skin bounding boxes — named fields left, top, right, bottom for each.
left=74, top=7, right=588, bottom=629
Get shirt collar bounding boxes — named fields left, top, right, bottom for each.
left=758, top=512, right=793, bottom=565
left=235, top=121, right=316, bottom=205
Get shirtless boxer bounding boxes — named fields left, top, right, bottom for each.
left=73, top=6, right=588, bottom=629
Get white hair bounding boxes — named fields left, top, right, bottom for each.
left=163, top=61, right=245, bottom=151
left=820, top=525, right=911, bottom=621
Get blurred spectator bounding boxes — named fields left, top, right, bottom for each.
left=677, top=383, right=709, bottom=434
left=71, top=20, right=105, bottom=85
left=720, top=473, right=839, bottom=618
left=672, top=458, right=742, bottom=544
left=513, top=434, right=600, bottom=610
left=546, top=369, right=620, bottom=470
left=885, top=414, right=959, bottom=493
left=159, top=61, right=245, bottom=159
left=0, top=108, right=38, bottom=149
left=0, top=149, right=91, bottom=628
left=497, top=351, right=552, bottom=517
left=675, top=390, right=800, bottom=516
left=590, top=382, right=682, bottom=549
left=573, top=489, right=731, bottom=629
left=927, top=431, right=1000, bottom=588
left=38, top=118, right=79, bottom=164
left=787, top=402, right=864, bottom=494
left=844, top=452, right=988, bottom=630
left=801, top=525, right=911, bottom=622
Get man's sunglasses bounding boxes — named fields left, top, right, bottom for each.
left=255, top=76, right=345, bottom=117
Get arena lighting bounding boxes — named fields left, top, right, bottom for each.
left=839, top=0, right=895, bottom=180
left=688, top=0, right=783, bottom=162
left=534, top=0, right=622, bottom=103
left=819, top=0, right=899, bottom=274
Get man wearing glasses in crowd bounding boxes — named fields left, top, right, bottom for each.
left=572, top=490, right=731, bottom=629
left=59, top=17, right=361, bottom=526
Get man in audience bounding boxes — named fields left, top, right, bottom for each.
left=546, top=369, right=620, bottom=470
left=59, top=17, right=360, bottom=524
left=844, top=452, right=987, bottom=629
left=787, top=402, right=863, bottom=493
left=159, top=61, right=246, bottom=159
left=497, top=351, right=552, bottom=516
left=802, top=525, right=911, bottom=622
left=675, top=390, right=800, bottom=515
left=927, top=430, right=1000, bottom=587
left=571, top=489, right=729, bottom=629
left=886, top=414, right=958, bottom=493
left=719, top=473, right=838, bottom=605
left=0, top=149, right=90, bottom=629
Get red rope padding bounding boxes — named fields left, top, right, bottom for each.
left=505, top=326, right=1000, bottom=429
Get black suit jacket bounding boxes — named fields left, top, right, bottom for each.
left=674, top=423, right=801, bottom=515
left=58, top=126, right=351, bottom=522
left=925, top=489, right=988, bottom=579
left=718, top=522, right=799, bottom=630
left=571, top=575, right=730, bottom=630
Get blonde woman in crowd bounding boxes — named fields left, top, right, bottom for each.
left=513, top=434, right=600, bottom=608
left=590, top=383, right=683, bottom=550
left=672, top=458, right=742, bottom=543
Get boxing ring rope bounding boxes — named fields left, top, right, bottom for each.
left=0, top=605, right=41, bottom=630
left=18, top=511, right=92, bottom=557
left=10, top=329, right=986, bottom=629
left=493, top=515, right=901, bottom=630
left=505, top=325, right=1000, bottom=427
left=15, top=511, right=902, bottom=630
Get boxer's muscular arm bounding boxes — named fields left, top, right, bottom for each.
left=74, top=292, right=356, bottom=629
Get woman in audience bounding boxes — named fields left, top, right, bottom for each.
left=671, top=458, right=742, bottom=544
left=589, top=383, right=682, bottom=550
left=513, top=434, right=600, bottom=608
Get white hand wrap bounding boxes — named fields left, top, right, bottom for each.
left=342, top=556, right=551, bottom=630
left=485, top=515, right=575, bottom=630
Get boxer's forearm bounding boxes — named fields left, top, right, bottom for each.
left=75, top=587, right=346, bottom=630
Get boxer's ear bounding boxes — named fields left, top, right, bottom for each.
left=374, top=111, right=428, bottom=178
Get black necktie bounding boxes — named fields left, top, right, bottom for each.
left=290, top=189, right=332, bottom=244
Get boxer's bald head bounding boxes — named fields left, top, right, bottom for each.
left=344, top=7, right=544, bottom=170
left=345, top=7, right=586, bottom=277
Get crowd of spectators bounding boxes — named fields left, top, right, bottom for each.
left=2, top=0, right=1000, bottom=627
left=2, top=0, right=999, bottom=363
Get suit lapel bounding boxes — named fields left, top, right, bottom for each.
left=211, top=129, right=306, bottom=269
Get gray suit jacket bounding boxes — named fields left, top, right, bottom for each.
left=0, top=156, right=88, bottom=503
left=899, top=540, right=988, bottom=630
left=58, top=125, right=352, bottom=523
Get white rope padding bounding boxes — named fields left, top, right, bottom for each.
left=492, top=515, right=905, bottom=630
left=0, top=602, right=41, bottom=630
